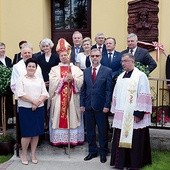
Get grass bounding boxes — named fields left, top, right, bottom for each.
left=143, top=150, right=170, bottom=170
left=0, top=154, right=13, bottom=164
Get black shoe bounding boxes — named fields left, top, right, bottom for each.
left=100, top=155, right=107, bottom=163
left=84, top=153, right=98, bottom=161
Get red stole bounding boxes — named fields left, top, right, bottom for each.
left=59, top=66, right=72, bottom=128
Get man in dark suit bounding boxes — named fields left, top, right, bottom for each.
left=13, top=40, right=27, bottom=65
left=0, top=42, right=13, bottom=128
left=101, top=37, right=122, bottom=85
left=80, top=48, right=113, bottom=163
left=70, top=31, right=84, bottom=64
left=100, top=37, right=122, bottom=140
left=121, top=33, right=157, bottom=73
left=91, top=32, right=107, bottom=56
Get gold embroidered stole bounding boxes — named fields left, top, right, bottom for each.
left=119, top=71, right=139, bottom=148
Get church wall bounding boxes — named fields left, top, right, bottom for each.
left=0, top=0, right=170, bottom=80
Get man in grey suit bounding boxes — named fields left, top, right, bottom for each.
left=80, top=48, right=113, bottom=163
left=121, top=33, right=157, bottom=73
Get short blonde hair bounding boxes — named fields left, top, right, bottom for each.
left=82, top=37, right=92, bottom=45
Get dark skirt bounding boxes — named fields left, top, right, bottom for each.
left=110, top=127, right=152, bottom=169
left=18, top=106, right=45, bottom=137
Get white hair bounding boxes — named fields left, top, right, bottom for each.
left=21, top=43, right=33, bottom=52
left=95, top=32, right=105, bottom=38
left=41, top=38, right=54, bottom=48
left=127, top=33, right=138, bottom=41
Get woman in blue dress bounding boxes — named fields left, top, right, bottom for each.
left=16, top=58, right=49, bottom=165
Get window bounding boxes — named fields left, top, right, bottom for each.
left=54, top=0, right=88, bottom=29
left=51, top=0, right=91, bottom=45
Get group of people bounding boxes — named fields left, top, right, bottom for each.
left=0, top=31, right=159, bottom=169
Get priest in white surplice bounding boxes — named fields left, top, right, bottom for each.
left=10, top=43, right=43, bottom=94
left=110, top=53, right=152, bottom=169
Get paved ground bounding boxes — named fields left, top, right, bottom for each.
left=0, top=141, right=116, bottom=170
left=1, top=128, right=170, bottom=170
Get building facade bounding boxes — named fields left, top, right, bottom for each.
left=0, top=0, right=170, bottom=80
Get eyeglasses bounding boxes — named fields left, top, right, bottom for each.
left=91, top=55, right=101, bottom=58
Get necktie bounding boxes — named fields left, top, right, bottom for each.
left=92, top=67, right=96, bottom=83
left=98, top=46, right=102, bottom=52
left=130, top=49, right=133, bottom=54
left=75, top=47, right=79, bottom=54
left=85, top=56, right=91, bottom=68
left=75, top=47, right=80, bottom=61
left=108, top=53, right=112, bottom=66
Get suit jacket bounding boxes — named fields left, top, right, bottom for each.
left=13, top=52, right=22, bottom=65
left=70, top=46, right=84, bottom=65
left=101, top=50, right=122, bottom=79
left=166, top=55, right=170, bottom=85
left=121, top=47, right=157, bottom=73
left=33, top=51, right=43, bottom=60
left=91, top=44, right=107, bottom=56
left=80, top=65, right=113, bottom=111
left=36, top=53, right=60, bottom=82
left=0, top=56, right=12, bottom=68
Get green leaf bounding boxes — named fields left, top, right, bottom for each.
left=0, top=65, right=12, bottom=95
left=135, top=62, right=149, bottom=77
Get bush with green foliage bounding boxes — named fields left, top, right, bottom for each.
left=0, top=65, right=12, bottom=95
left=135, top=62, right=150, bottom=77
left=0, top=134, right=15, bottom=142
